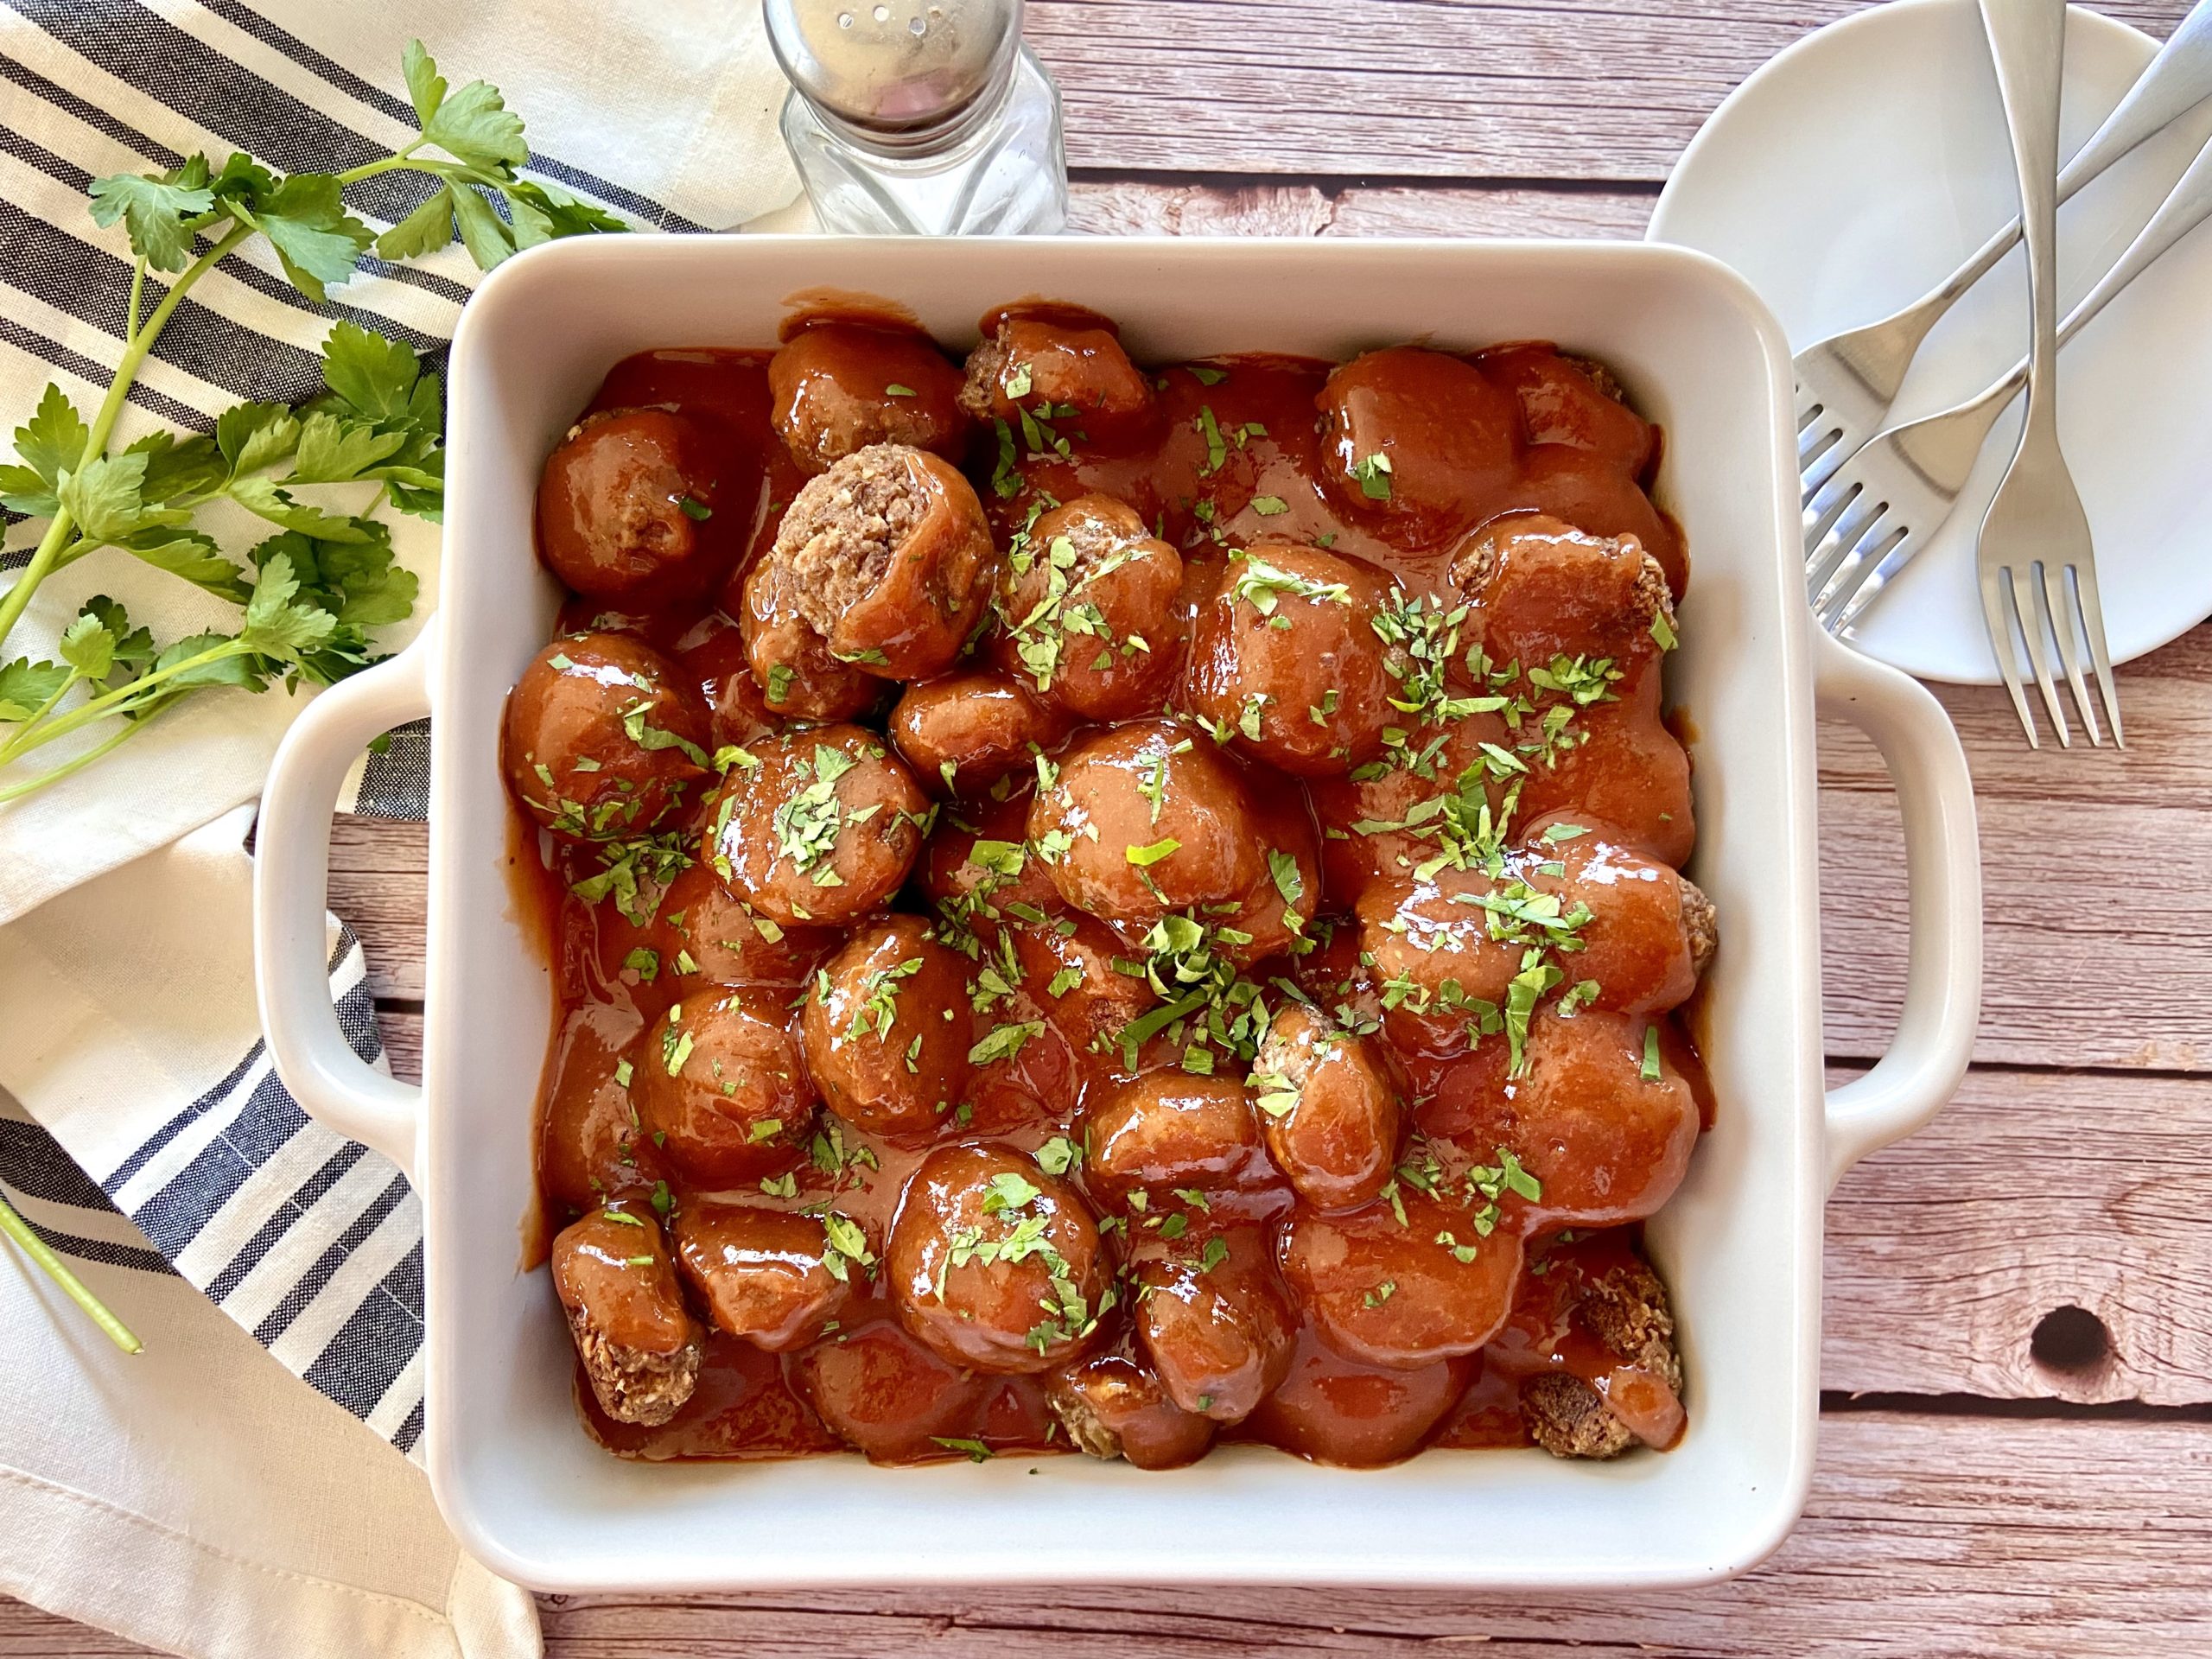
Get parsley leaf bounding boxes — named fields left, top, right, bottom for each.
left=87, top=162, right=216, bottom=271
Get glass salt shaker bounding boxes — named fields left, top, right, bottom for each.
left=763, top=0, right=1069, bottom=236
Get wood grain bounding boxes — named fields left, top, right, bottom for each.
left=1031, top=0, right=2194, bottom=181
left=1069, top=177, right=1657, bottom=238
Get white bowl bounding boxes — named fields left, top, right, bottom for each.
left=253, top=235, right=1982, bottom=1593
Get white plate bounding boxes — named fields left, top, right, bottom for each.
left=1649, top=0, right=2212, bottom=685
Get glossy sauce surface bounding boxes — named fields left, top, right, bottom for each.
left=522, top=315, right=1706, bottom=1468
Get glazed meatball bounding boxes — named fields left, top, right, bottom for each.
left=674, top=612, right=786, bottom=749
left=1281, top=1189, right=1524, bottom=1369
left=918, top=791, right=1064, bottom=942
left=631, top=988, right=813, bottom=1185
left=991, top=494, right=1185, bottom=721
left=1515, top=444, right=1688, bottom=597
left=760, top=442, right=999, bottom=681
left=960, top=313, right=1154, bottom=435
left=1476, top=346, right=1656, bottom=480
left=1244, top=1338, right=1474, bottom=1468
left=1306, top=709, right=1512, bottom=906
left=550, top=1204, right=703, bottom=1426
left=1449, top=1008, right=1701, bottom=1227
left=737, top=550, right=883, bottom=722
left=1047, top=1347, right=1217, bottom=1469
left=596, top=860, right=838, bottom=995
left=1452, top=513, right=1675, bottom=671
left=801, top=917, right=976, bottom=1139
left=890, top=670, right=1071, bottom=796
left=789, top=1319, right=986, bottom=1464
left=502, top=632, right=710, bottom=842
left=1317, top=347, right=1522, bottom=549
left=537, top=408, right=746, bottom=602
left=1185, top=542, right=1397, bottom=777
left=1131, top=1224, right=1297, bottom=1422
left=886, top=1144, right=1111, bottom=1374
left=673, top=1199, right=855, bottom=1351
left=1503, top=1238, right=1685, bottom=1459
left=769, top=322, right=969, bottom=474
left=1028, top=719, right=1266, bottom=935
left=1251, top=1004, right=1402, bottom=1211
left=1081, top=1072, right=1277, bottom=1216
left=703, top=725, right=930, bottom=926
left=538, top=1007, right=665, bottom=1215
left=1513, top=677, right=1695, bottom=869
left=1013, top=912, right=1156, bottom=1060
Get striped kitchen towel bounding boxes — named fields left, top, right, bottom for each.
left=0, top=0, right=798, bottom=1469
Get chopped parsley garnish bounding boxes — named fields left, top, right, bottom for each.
left=1126, top=836, right=1180, bottom=867
left=1250, top=494, right=1289, bottom=516
left=969, top=1020, right=1044, bottom=1067
left=676, top=496, right=712, bottom=521
left=931, top=1437, right=995, bottom=1463
left=1642, top=1024, right=1663, bottom=1081
left=1230, top=555, right=1351, bottom=616
left=1196, top=405, right=1228, bottom=475
left=1351, top=451, right=1394, bottom=499
left=771, top=741, right=860, bottom=877
left=844, top=956, right=924, bottom=1043
left=884, top=383, right=918, bottom=397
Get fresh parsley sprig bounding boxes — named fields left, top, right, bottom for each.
left=0, top=41, right=620, bottom=806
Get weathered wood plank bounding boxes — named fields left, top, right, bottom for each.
left=1032, top=0, right=2192, bottom=181
left=6, top=1414, right=2205, bottom=1656
left=1068, top=177, right=1656, bottom=238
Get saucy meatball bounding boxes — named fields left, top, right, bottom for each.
left=801, top=917, right=976, bottom=1139
left=1081, top=1072, right=1277, bottom=1216
left=1047, top=1346, right=1217, bottom=1469
left=769, top=322, right=969, bottom=474
left=1251, top=1004, right=1402, bottom=1211
left=631, top=988, right=813, bottom=1185
left=1306, top=709, right=1512, bottom=906
left=1513, top=676, right=1695, bottom=869
left=703, top=725, right=930, bottom=926
left=1453, top=513, right=1675, bottom=671
left=537, top=408, right=746, bottom=602
left=790, top=1319, right=986, bottom=1464
left=1317, top=347, right=1522, bottom=549
left=991, top=494, right=1185, bottom=721
left=918, top=790, right=1065, bottom=943
left=1476, top=345, right=1656, bottom=480
left=673, top=1200, right=855, bottom=1351
left=1014, top=912, right=1157, bottom=1059
left=960, top=312, right=1154, bottom=435
left=1245, top=1337, right=1474, bottom=1467
left=503, top=632, right=710, bottom=842
left=1131, top=1224, right=1297, bottom=1422
left=551, top=1204, right=704, bottom=1426
left=1185, top=542, right=1397, bottom=777
left=886, top=1143, right=1110, bottom=1374
left=760, top=442, right=999, bottom=681
left=1028, top=719, right=1266, bottom=934
left=737, top=550, right=883, bottom=722
left=594, top=860, right=838, bottom=996
left=1493, top=1235, right=1686, bottom=1459
left=1280, top=1189, right=1523, bottom=1370
left=890, top=670, right=1071, bottom=796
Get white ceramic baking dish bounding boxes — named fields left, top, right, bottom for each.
left=253, top=235, right=1981, bottom=1593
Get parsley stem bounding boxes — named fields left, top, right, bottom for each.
left=0, top=1191, right=143, bottom=1354
left=0, top=711, right=159, bottom=805
left=125, top=256, right=145, bottom=339
left=332, top=138, right=426, bottom=188
left=0, top=639, right=243, bottom=767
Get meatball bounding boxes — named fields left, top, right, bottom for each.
left=1013, top=912, right=1156, bottom=1060
left=1452, top=513, right=1675, bottom=671
left=1251, top=1004, right=1402, bottom=1211
left=1047, top=1347, right=1217, bottom=1469
left=1244, top=1337, right=1474, bottom=1467
left=550, top=1204, right=703, bottom=1426
left=1080, top=1072, right=1276, bottom=1216
left=536, top=408, right=747, bottom=602
left=538, top=1007, right=664, bottom=1215
left=1280, top=1189, right=1524, bottom=1369
left=703, top=725, right=930, bottom=926
left=673, top=1200, right=855, bottom=1351
left=737, top=550, right=883, bottom=722
left=1316, top=348, right=1522, bottom=549
left=1306, top=709, right=1513, bottom=906
left=631, top=988, right=813, bottom=1185
left=1514, top=444, right=1688, bottom=597
left=1131, top=1224, right=1297, bottom=1422
left=1185, top=542, right=1397, bottom=778
left=674, top=612, right=785, bottom=750
left=1028, top=719, right=1266, bottom=935
left=1476, top=345, right=1656, bottom=480
left=1512, top=677, right=1695, bottom=869
left=960, top=313, right=1154, bottom=435
left=789, top=1318, right=987, bottom=1464
left=918, top=790, right=1064, bottom=942
left=1511, top=1245, right=1685, bottom=1459
left=886, top=1144, right=1111, bottom=1374
left=991, top=494, right=1185, bottom=721
left=761, top=442, right=999, bottom=681
left=769, top=322, right=969, bottom=474
left=1449, top=1008, right=1701, bottom=1226
left=594, top=860, right=838, bottom=995
left=890, top=671, right=1071, bottom=796
left=801, top=917, right=976, bottom=1139
left=502, top=632, right=711, bottom=842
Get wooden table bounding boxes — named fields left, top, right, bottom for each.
left=10, top=1, right=2209, bottom=1651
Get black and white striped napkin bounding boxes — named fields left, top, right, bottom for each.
left=0, top=0, right=797, bottom=1459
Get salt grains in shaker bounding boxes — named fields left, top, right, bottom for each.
left=764, top=0, right=1070, bottom=235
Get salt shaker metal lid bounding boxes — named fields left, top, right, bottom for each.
left=763, top=0, right=1025, bottom=154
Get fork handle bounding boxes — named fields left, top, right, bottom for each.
left=1981, top=0, right=2069, bottom=441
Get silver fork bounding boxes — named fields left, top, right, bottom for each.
left=1794, top=0, right=2212, bottom=512
left=1974, top=0, right=2110, bottom=749
left=1807, top=126, right=2212, bottom=646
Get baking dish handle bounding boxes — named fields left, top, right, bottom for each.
left=253, top=637, right=433, bottom=1182
left=1812, top=632, right=1982, bottom=1189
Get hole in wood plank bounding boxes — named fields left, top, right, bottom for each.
left=2030, top=1305, right=2112, bottom=1376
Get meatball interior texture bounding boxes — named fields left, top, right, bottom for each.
left=520, top=321, right=1709, bottom=1470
